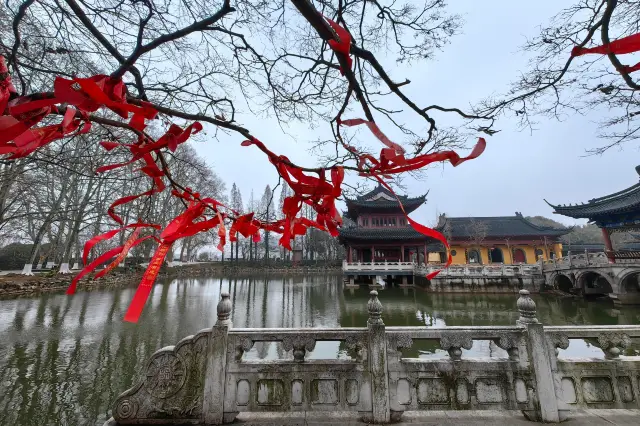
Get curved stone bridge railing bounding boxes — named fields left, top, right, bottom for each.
left=105, top=291, right=640, bottom=425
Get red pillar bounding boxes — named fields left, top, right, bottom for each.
left=401, top=244, right=405, bottom=262
left=371, top=245, right=375, bottom=263
left=347, top=245, right=352, bottom=263
left=602, top=228, right=615, bottom=263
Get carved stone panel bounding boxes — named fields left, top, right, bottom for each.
left=345, top=379, right=359, bottom=405
left=475, top=378, right=503, bottom=404
left=456, top=379, right=469, bottom=405
left=514, top=379, right=528, bottom=403
left=257, top=379, right=285, bottom=406
left=617, top=376, right=634, bottom=403
left=114, top=397, right=139, bottom=420
left=417, top=379, right=449, bottom=404
left=581, top=377, right=614, bottom=403
left=112, top=329, right=210, bottom=423
left=145, top=353, right=186, bottom=399
left=291, top=380, right=304, bottom=405
left=396, top=379, right=411, bottom=405
left=561, top=378, right=577, bottom=404
left=311, top=379, right=339, bottom=405
left=236, top=380, right=250, bottom=406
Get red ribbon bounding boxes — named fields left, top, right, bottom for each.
left=94, top=228, right=143, bottom=279
left=620, top=62, right=640, bottom=74
left=6, top=107, right=91, bottom=159
left=571, top=32, right=640, bottom=57
left=324, top=16, right=353, bottom=75
left=66, top=245, right=125, bottom=295
left=123, top=242, right=171, bottom=323
left=338, top=118, right=405, bottom=154
left=82, top=223, right=160, bottom=264
left=0, top=56, right=16, bottom=115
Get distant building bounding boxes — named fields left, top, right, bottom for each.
left=546, top=165, right=640, bottom=262
left=338, top=185, right=435, bottom=263
left=433, top=213, right=570, bottom=265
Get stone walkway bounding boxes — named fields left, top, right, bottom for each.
left=230, top=409, right=640, bottom=425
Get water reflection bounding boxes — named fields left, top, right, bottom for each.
left=0, top=274, right=638, bottom=425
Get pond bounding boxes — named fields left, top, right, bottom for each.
left=0, top=274, right=639, bottom=425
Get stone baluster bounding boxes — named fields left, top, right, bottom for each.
left=440, top=333, right=473, bottom=361
left=282, top=336, right=316, bottom=362
left=516, top=290, right=561, bottom=423
left=203, top=292, right=233, bottom=424
left=367, top=291, right=390, bottom=423
left=516, top=290, right=538, bottom=325
left=597, top=332, right=631, bottom=359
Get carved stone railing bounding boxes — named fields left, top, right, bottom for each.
left=415, top=263, right=541, bottom=278
left=542, top=252, right=611, bottom=270
left=105, top=290, right=640, bottom=425
left=342, top=260, right=415, bottom=272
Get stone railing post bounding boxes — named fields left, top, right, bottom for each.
left=516, top=290, right=559, bottom=423
left=203, top=292, right=232, bottom=424
left=367, top=290, right=390, bottom=423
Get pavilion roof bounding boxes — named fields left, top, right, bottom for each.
left=545, top=169, right=640, bottom=219
left=435, top=213, right=570, bottom=239
left=344, top=184, right=427, bottom=218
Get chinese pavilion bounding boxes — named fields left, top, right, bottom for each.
left=546, top=165, right=640, bottom=262
left=338, top=185, right=434, bottom=263
left=433, top=213, right=570, bottom=265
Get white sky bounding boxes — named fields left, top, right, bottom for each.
left=192, top=0, right=639, bottom=228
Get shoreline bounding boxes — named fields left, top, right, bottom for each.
left=0, top=263, right=342, bottom=298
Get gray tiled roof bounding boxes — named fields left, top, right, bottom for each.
left=435, top=214, right=570, bottom=239
left=546, top=182, right=640, bottom=219
left=345, top=184, right=426, bottom=215
left=338, top=226, right=434, bottom=241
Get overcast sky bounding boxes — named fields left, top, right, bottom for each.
left=192, top=0, right=638, bottom=228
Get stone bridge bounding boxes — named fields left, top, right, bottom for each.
left=542, top=252, right=640, bottom=304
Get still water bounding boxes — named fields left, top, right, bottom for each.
left=0, top=274, right=639, bottom=425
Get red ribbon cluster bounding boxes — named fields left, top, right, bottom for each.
left=338, top=117, right=486, bottom=278
left=0, top=13, right=489, bottom=322
left=571, top=32, right=640, bottom=74
left=240, top=137, right=343, bottom=250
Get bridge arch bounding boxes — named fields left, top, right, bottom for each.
left=553, top=273, right=574, bottom=293
left=576, top=271, right=614, bottom=296
left=619, top=271, right=640, bottom=293
left=617, top=270, right=640, bottom=304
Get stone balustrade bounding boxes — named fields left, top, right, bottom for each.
left=343, top=260, right=542, bottom=277
left=105, top=290, right=640, bottom=425
left=416, top=263, right=541, bottom=277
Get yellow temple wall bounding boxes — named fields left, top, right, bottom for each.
left=442, top=242, right=564, bottom=265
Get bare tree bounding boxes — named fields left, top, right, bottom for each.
left=465, top=218, right=488, bottom=264
left=0, top=0, right=504, bottom=304
left=479, top=0, right=640, bottom=153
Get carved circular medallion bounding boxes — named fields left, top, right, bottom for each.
left=114, top=398, right=138, bottom=420
left=145, top=352, right=186, bottom=399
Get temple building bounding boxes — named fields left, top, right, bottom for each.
left=338, top=185, right=434, bottom=263
left=546, top=165, right=640, bottom=262
left=433, top=213, right=571, bottom=265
